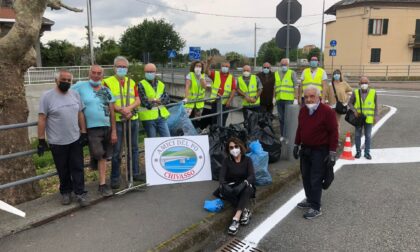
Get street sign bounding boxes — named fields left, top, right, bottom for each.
left=276, top=0, right=302, bottom=24
left=330, top=40, right=337, bottom=47
left=329, top=49, right=337, bottom=57
left=275, top=25, right=301, bottom=49
left=167, top=50, right=177, bottom=59
left=189, top=47, right=201, bottom=61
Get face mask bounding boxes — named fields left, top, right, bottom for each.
left=306, top=103, right=317, bottom=110
left=310, top=61, right=318, bottom=68
left=221, top=67, right=229, bottom=73
left=263, top=68, right=270, bottom=74
left=281, top=66, right=288, bottom=72
left=194, top=67, right=202, bottom=75
left=89, top=79, right=101, bottom=87
left=145, top=72, right=155, bottom=81
left=361, top=84, right=369, bottom=90
left=333, top=74, right=341, bottom=81
left=243, top=71, right=250, bottom=77
left=116, top=67, right=128, bottom=77
left=230, top=148, right=241, bottom=157
left=58, top=81, right=71, bottom=92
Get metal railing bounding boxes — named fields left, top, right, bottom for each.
left=323, top=64, right=420, bottom=80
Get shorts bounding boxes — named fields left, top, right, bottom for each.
left=87, top=127, right=113, bottom=160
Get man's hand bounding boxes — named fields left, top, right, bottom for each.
left=324, top=151, right=337, bottom=168
left=79, top=133, right=89, bottom=147
left=226, top=100, right=231, bottom=108
left=37, top=139, right=48, bottom=156
left=110, top=130, right=117, bottom=145
left=120, top=107, right=132, bottom=118
left=293, top=144, right=300, bottom=160
left=354, top=111, right=359, bottom=117
left=249, top=97, right=256, bottom=103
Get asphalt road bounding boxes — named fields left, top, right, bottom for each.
left=210, top=89, right=420, bottom=252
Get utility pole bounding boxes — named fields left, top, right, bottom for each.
left=254, top=23, right=261, bottom=69
left=286, top=0, right=291, bottom=58
left=319, top=0, right=325, bottom=66
left=87, top=0, right=95, bottom=64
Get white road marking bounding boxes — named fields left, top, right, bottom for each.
left=0, top=200, right=26, bottom=218
left=378, top=94, right=420, bottom=99
left=244, top=106, right=399, bottom=246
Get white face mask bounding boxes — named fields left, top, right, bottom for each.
left=221, top=67, right=229, bottom=73
left=361, top=84, right=369, bottom=90
left=306, top=103, right=317, bottom=110
left=194, top=67, right=202, bottom=75
left=230, top=147, right=241, bottom=157
left=243, top=71, right=250, bottom=77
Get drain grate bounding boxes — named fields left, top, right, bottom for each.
left=216, top=238, right=263, bottom=252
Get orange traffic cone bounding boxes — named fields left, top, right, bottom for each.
left=340, top=132, right=355, bottom=160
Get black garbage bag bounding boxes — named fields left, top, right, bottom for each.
left=254, top=126, right=282, bottom=163
left=227, top=123, right=248, bottom=144
left=245, top=110, right=275, bottom=135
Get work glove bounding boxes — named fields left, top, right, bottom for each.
left=37, top=139, right=49, bottom=156
left=324, top=151, right=337, bottom=168
left=293, top=144, right=300, bottom=160
left=79, top=133, right=89, bottom=147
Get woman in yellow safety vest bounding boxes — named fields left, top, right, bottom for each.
left=184, top=61, right=207, bottom=118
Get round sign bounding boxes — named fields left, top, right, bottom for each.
left=330, top=40, right=337, bottom=47
left=275, top=25, right=301, bottom=49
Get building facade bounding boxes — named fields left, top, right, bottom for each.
left=324, top=0, right=420, bottom=77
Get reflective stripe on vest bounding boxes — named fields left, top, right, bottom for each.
left=210, top=71, right=232, bottom=105
left=185, top=73, right=205, bottom=109
left=302, top=68, right=324, bottom=92
left=238, top=75, right=260, bottom=107
left=103, top=75, right=138, bottom=121
left=354, top=89, right=376, bottom=124
left=138, top=80, right=170, bottom=121
left=275, top=70, right=295, bottom=101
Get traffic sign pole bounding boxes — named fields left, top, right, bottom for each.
left=286, top=0, right=291, bottom=58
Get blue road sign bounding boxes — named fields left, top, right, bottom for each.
left=167, top=50, right=177, bottom=59
left=189, top=47, right=201, bottom=61
left=329, top=49, right=337, bottom=57
left=330, top=40, right=337, bottom=47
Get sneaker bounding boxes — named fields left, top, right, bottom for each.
left=297, top=201, right=311, bottom=209
left=355, top=152, right=361, bottom=159
left=111, top=180, right=120, bottom=190
left=240, top=208, right=252, bottom=225
left=228, top=219, right=240, bottom=235
left=61, top=193, right=71, bottom=205
left=364, top=153, right=372, bottom=160
left=303, top=208, right=322, bottom=220
left=75, top=193, right=90, bottom=207
left=98, top=184, right=113, bottom=197
left=133, top=174, right=146, bottom=182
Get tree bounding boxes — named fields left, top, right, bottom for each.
left=257, top=38, right=284, bottom=65
left=95, top=36, right=121, bottom=65
left=120, top=19, right=185, bottom=64
left=225, top=51, right=242, bottom=67
left=0, top=0, right=81, bottom=204
left=307, top=47, right=321, bottom=61
left=41, top=40, right=84, bottom=66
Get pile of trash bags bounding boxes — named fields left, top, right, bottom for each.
left=166, top=102, right=198, bottom=136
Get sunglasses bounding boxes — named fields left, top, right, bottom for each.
left=229, top=145, right=239, bottom=150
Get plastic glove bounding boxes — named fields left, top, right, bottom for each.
left=244, top=179, right=250, bottom=187
left=182, top=98, right=188, bottom=104
left=293, top=144, right=300, bottom=160
left=79, top=133, right=89, bottom=147
left=37, top=139, right=48, bottom=156
left=324, top=151, right=337, bottom=168
left=293, top=99, right=298, bottom=105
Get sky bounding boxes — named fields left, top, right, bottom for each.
left=41, top=0, right=339, bottom=57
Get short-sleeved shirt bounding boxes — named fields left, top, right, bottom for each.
left=39, top=89, right=83, bottom=145
left=71, top=81, right=115, bottom=128
left=209, top=70, right=237, bottom=96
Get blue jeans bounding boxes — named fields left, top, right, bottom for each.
left=111, top=120, right=139, bottom=183
left=142, top=117, right=171, bottom=137
left=355, top=123, right=373, bottom=154
left=276, top=100, right=293, bottom=137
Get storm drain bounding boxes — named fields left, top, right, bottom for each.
left=216, top=238, right=263, bottom=252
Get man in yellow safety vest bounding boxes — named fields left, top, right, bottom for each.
left=299, top=56, right=328, bottom=103
left=236, top=65, right=262, bottom=120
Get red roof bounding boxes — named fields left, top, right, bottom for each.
left=0, top=7, right=15, bottom=19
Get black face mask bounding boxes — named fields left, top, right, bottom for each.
left=58, top=81, right=71, bottom=92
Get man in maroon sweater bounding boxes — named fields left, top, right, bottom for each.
left=293, top=85, right=338, bottom=219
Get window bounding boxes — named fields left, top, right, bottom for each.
left=368, top=19, right=389, bottom=35
left=370, top=48, right=381, bottom=63
left=413, top=48, right=420, bottom=62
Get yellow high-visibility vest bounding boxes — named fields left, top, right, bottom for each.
left=185, top=72, right=205, bottom=109
left=238, top=75, right=260, bottom=106
left=302, top=67, right=325, bottom=93
left=138, top=80, right=170, bottom=121
left=275, top=70, right=295, bottom=101
left=354, top=89, right=376, bottom=124
left=210, top=71, right=232, bottom=105
left=103, top=75, right=138, bottom=122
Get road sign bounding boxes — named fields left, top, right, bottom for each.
left=167, top=50, right=177, bottom=59
left=276, top=0, right=302, bottom=24
left=329, top=49, right=337, bottom=57
left=189, top=47, right=201, bottom=61
left=330, top=40, right=337, bottom=47
left=275, top=25, right=301, bottom=49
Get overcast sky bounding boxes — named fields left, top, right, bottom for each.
left=41, top=0, right=339, bottom=57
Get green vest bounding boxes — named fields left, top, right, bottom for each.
left=275, top=70, right=295, bottom=101
left=238, top=75, right=260, bottom=107
left=185, top=72, right=205, bottom=109
left=210, top=71, right=233, bottom=105
left=302, top=68, right=324, bottom=93
left=104, top=75, right=138, bottom=122
left=354, top=89, right=376, bottom=124
left=138, top=80, right=170, bottom=121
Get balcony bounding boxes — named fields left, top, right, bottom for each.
left=408, top=34, right=420, bottom=48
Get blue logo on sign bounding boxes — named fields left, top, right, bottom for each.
left=330, top=40, right=337, bottom=47
left=161, top=146, right=197, bottom=173
left=189, top=47, right=201, bottom=61
left=329, top=49, right=337, bottom=57
left=168, top=50, right=177, bottom=59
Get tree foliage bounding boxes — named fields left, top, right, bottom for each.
left=41, top=40, right=84, bottom=66
left=120, top=19, right=185, bottom=64
left=257, top=38, right=284, bottom=65
left=95, top=35, right=121, bottom=65
left=307, top=47, right=321, bottom=60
